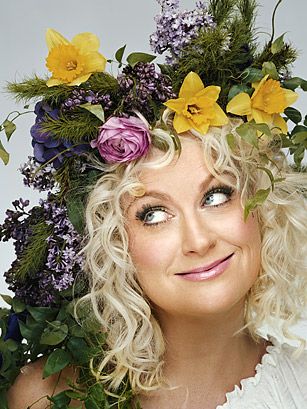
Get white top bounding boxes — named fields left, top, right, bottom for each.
left=216, top=336, right=307, bottom=409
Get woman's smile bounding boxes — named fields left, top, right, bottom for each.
left=175, top=252, right=234, bottom=281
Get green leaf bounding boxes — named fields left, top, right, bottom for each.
left=12, top=298, right=25, bottom=313
left=18, top=321, right=33, bottom=340
left=262, top=62, right=279, bottom=80
left=226, top=133, right=236, bottom=151
left=27, top=305, right=57, bottom=322
left=85, top=398, right=101, bottom=409
left=115, top=44, right=126, bottom=64
left=66, top=194, right=85, bottom=234
left=236, top=123, right=258, bottom=148
left=80, top=103, right=105, bottom=123
left=284, top=107, right=302, bottom=124
left=271, top=33, right=285, bottom=54
left=228, top=85, right=252, bottom=101
left=47, top=390, right=71, bottom=406
left=0, top=390, right=9, bottom=409
left=3, top=120, right=16, bottom=141
left=67, top=337, right=93, bottom=364
left=257, top=166, right=275, bottom=189
left=241, top=68, right=264, bottom=84
left=249, top=121, right=272, bottom=137
left=88, top=384, right=106, bottom=402
left=283, top=77, right=307, bottom=91
left=292, top=131, right=307, bottom=144
left=5, top=339, right=18, bottom=352
left=244, top=188, right=270, bottom=221
left=0, top=141, right=9, bottom=165
left=43, top=348, right=72, bottom=378
left=126, top=52, right=156, bottom=68
left=65, top=390, right=84, bottom=400
left=293, top=146, right=305, bottom=168
left=40, top=321, right=68, bottom=345
left=304, top=115, right=307, bottom=127
left=0, top=294, right=13, bottom=306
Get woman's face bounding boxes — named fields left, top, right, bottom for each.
left=124, top=136, right=261, bottom=319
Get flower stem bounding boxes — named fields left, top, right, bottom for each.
left=270, top=0, right=283, bottom=44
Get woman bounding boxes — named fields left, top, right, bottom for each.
left=3, top=1, right=307, bottom=408
left=7, top=117, right=307, bottom=408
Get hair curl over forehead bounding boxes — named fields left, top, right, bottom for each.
left=78, top=119, right=307, bottom=393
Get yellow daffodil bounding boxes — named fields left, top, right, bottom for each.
left=164, top=71, right=228, bottom=135
left=226, top=74, right=298, bottom=133
left=45, top=28, right=107, bottom=87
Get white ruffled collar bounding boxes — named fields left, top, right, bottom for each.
left=216, top=335, right=282, bottom=409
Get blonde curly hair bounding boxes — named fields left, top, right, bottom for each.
left=79, top=117, right=307, bottom=393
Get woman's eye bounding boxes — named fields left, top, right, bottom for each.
left=203, top=187, right=234, bottom=207
left=136, top=206, right=171, bottom=226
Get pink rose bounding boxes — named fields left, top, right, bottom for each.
left=90, top=116, right=151, bottom=163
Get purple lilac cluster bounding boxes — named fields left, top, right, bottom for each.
left=62, top=89, right=112, bottom=111
left=31, top=101, right=88, bottom=169
left=19, top=156, right=57, bottom=192
left=118, top=62, right=175, bottom=120
left=1, top=198, right=84, bottom=307
left=150, top=0, right=215, bottom=64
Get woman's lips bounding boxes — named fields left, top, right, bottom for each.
left=176, top=253, right=234, bottom=282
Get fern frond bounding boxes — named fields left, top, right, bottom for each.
left=14, top=220, right=52, bottom=280
left=40, top=110, right=101, bottom=143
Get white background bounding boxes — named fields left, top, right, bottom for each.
left=0, top=0, right=306, bottom=340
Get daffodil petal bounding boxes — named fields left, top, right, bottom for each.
left=197, top=85, right=221, bottom=102
left=179, top=72, right=205, bottom=99
left=72, top=32, right=100, bottom=54
left=282, top=88, right=299, bottom=107
left=68, top=73, right=92, bottom=86
left=273, top=114, right=288, bottom=133
left=46, top=28, right=70, bottom=51
left=46, top=77, right=66, bottom=87
left=189, top=119, right=209, bottom=135
left=251, top=74, right=269, bottom=99
left=211, top=103, right=229, bottom=126
left=227, top=93, right=252, bottom=116
left=164, top=98, right=186, bottom=114
left=173, top=114, right=191, bottom=133
left=84, top=52, right=107, bottom=72
left=251, top=108, right=272, bottom=124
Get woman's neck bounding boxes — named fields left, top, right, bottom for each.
left=138, top=299, right=269, bottom=409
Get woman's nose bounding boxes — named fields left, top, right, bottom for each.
left=181, top=211, right=216, bottom=256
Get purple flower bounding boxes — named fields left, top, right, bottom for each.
left=91, top=116, right=151, bottom=163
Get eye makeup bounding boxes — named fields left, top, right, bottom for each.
left=135, top=183, right=235, bottom=227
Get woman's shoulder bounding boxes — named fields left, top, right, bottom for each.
left=218, top=336, right=307, bottom=409
left=6, top=357, right=81, bottom=409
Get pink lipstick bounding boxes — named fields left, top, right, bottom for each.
left=176, top=253, right=234, bottom=282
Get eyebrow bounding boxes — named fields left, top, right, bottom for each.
left=126, top=174, right=215, bottom=212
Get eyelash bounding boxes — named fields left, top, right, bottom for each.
left=135, top=184, right=235, bottom=228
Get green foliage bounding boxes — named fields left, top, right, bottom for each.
left=65, top=169, right=101, bottom=234
left=40, top=110, right=100, bottom=143
left=174, top=0, right=258, bottom=108
left=253, top=42, right=297, bottom=73
left=0, top=296, right=129, bottom=408
left=244, top=188, right=270, bottom=221
left=13, top=220, right=53, bottom=280
left=7, top=76, right=72, bottom=104
left=7, top=73, right=119, bottom=106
